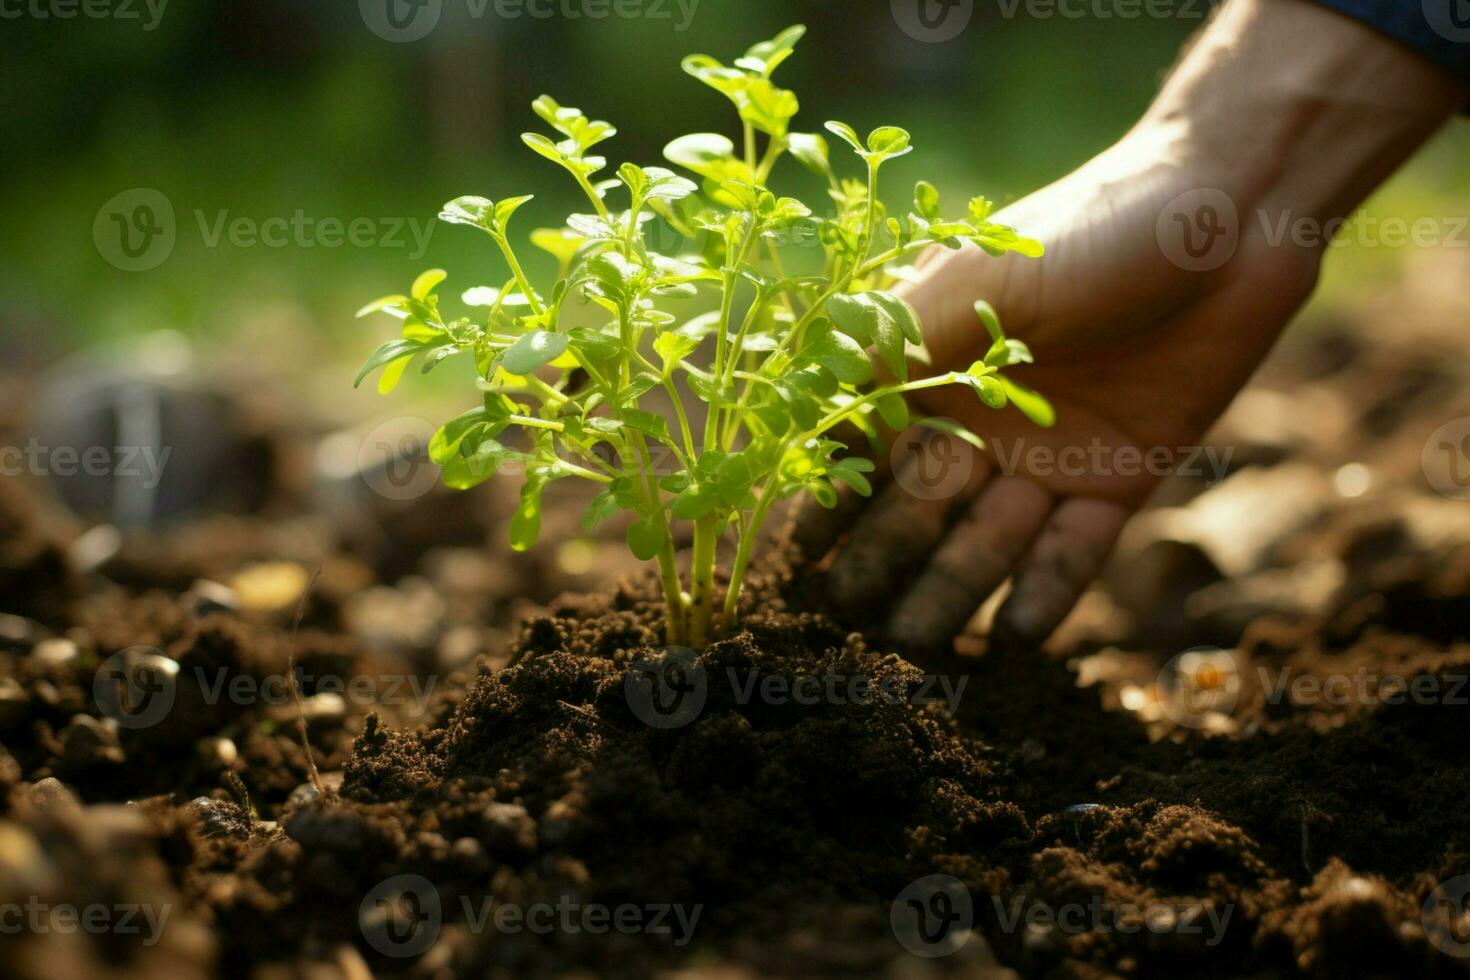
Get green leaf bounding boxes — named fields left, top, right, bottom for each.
left=876, top=392, right=909, bottom=431
left=802, top=324, right=872, bottom=385
left=439, top=196, right=493, bottom=230
left=826, top=291, right=921, bottom=382
left=917, top=416, right=987, bottom=452
left=671, top=483, right=720, bottom=520
left=621, top=408, right=671, bottom=442
left=627, top=517, right=667, bottom=561
left=865, top=126, right=912, bottom=161
left=964, top=374, right=1007, bottom=410
left=429, top=407, right=488, bottom=465
left=355, top=339, right=426, bottom=388
left=973, top=300, right=1004, bottom=343
left=787, top=132, right=830, bottom=177
left=502, top=330, right=568, bottom=375
left=914, top=181, right=940, bottom=220
left=411, top=269, right=447, bottom=300
left=509, top=480, right=545, bottom=552
left=823, top=120, right=864, bottom=155
left=531, top=227, right=585, bottom=267
left=582, top=491, right=620, bottom=530
left=827, top=460, right=873, bottom=496
left=999, top=377, right=1056, bottom=428
left=653, top=332, right=701, bottom=374
left=735, top=24, right=805, bottom=77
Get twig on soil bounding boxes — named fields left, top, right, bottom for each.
left=223, top=771, right=255, bottom=828
left=556, top=700, right=630, bottom=737
left=285, top=567, right=328, bottom=803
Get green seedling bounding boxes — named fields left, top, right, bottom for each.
left=356, top=25, right=1052, bottom=647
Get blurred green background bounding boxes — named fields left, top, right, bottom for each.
left=3, top=0, right=1467, bottom=372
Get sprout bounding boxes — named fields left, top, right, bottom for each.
left=356, top=26, right=1050, bottom=647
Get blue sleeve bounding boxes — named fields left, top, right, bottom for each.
left=1311, top=0, right=1470, bottom=90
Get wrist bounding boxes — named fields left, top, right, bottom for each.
left=1138, top=0, right=1463, bottom=226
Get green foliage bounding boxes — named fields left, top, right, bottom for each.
left=356, top=26, right=1050, bottom=646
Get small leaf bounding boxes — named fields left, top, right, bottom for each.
left=627, top=517, right=667, bottom=561
left=823, top=120, right=864, bottom=154
left=973, top=300, right=1004, bottom=343
left=876, top=392, right=909, bottom=431
left=653, top=332, right=701, bottom=374
left=827, top=461, right=872, bottom=496
left=787, top=132, right=830, bottom=177
left=803, top=325, right=872, bottom=386
left=355, top=339, right=426, bottom=388
left=411, top=269, right=447, bottom=300
left=502, top=331, right=569, bottom=375
left=914, top=181, right=940, bottom=220
left=999, top=377, right=1056, bottom=427
left=917, top=416, right=987, bottom=452
left=509, top=481, right=545, bottom=552
left=865, top=126, right=912, bottom=160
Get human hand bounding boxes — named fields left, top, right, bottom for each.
left=793, top=0, right=1463, bottom=650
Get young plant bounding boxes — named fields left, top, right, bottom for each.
left=356, top=25, right=1052, bottom=647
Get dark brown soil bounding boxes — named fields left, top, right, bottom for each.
left=3, top=314, right=1470, bottom=978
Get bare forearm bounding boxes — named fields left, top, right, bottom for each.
left=1141, top=0, right=1466, bottom=226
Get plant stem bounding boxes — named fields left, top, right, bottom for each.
left=721, top=479, right=779, bottom=627
left=687, top=514, right=718, bottom=647
left=492, top=236, right=544, bottom=315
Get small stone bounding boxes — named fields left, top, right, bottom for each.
left=26, top=777, right=80, bottom=814
left=298, top=692, right=346, bottom=724
left=0, top=613, right=47, bottom=652
left=31, top=638, right=79, bottom=667
left=67, top=523, right=122, bottom=574
left=183, top=579, right=240, bottom=616
left=230, top=561, right=309, bottom=613
left=482, top=801, right=537, bottom=856
left=60, top=714, right=122, bottom=766
left=198, top=737, right=238, bottom=767
left=0, top=677, right=28, bottom=731
left=186, top=797, right=249, bottom=839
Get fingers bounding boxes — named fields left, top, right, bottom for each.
left=824, top=453, right=992, bottom=620
left=993, top=497, right=1130, bottom=646
left=885, top=476, right=1054, bottom=650
left=789, top=482, right=867, bottom=565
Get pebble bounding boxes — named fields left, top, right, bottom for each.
left=67, top=523, right=122, bottom=574
left=482, top=801, right=537, bottom=856
left=60, top=714, right=122, bottom=766
left=31, top=638, right=79, bottom=667
left=230, top=561, right=309, bottom=613
left=0, top=613, right=46, bottom=652
left=183, top=579, right=241, bottom=616
left=198, top=736, right=238, bottom=767
left=0, top=677, right=28, bottom=731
